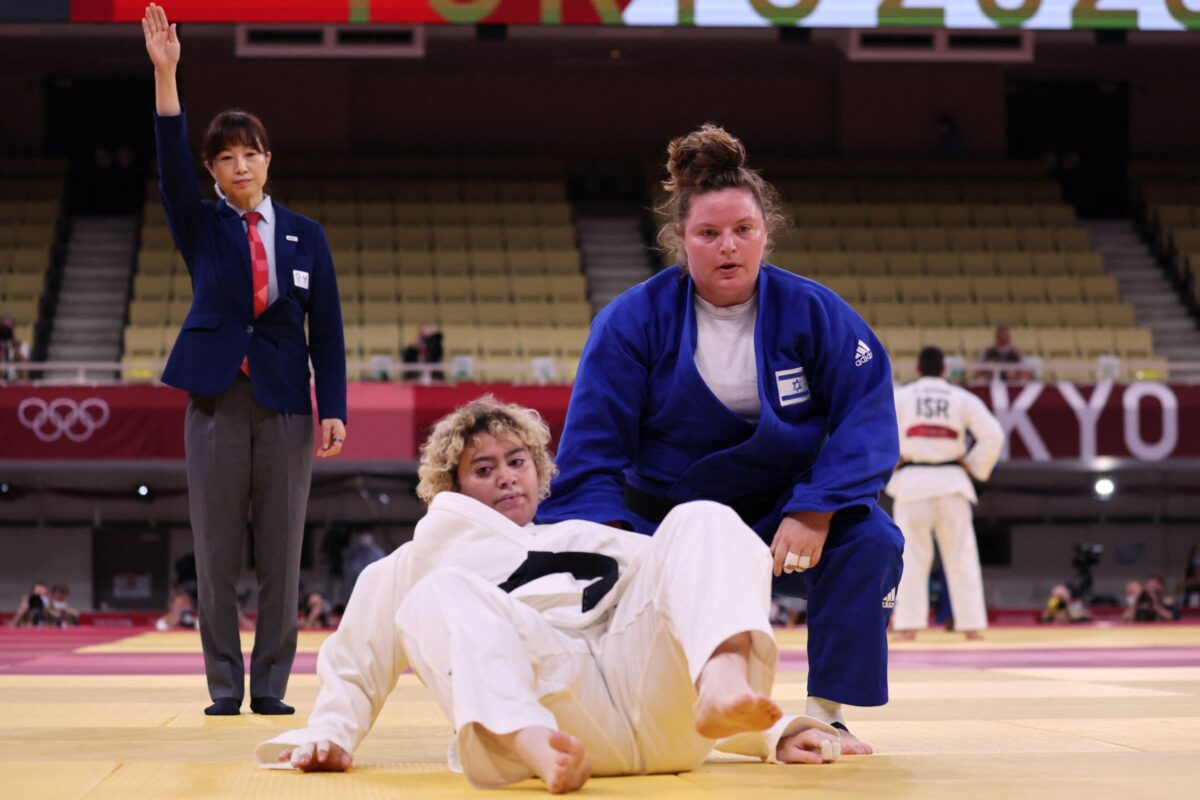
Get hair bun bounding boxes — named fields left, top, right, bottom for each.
left=664, top=123, right=747, bottom=193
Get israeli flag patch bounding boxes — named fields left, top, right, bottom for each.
left=293, top=270, right=309, bottom=289
left=775, top=367, right=810, bottom=407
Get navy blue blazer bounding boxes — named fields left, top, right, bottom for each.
left=153, top=111, right=347, bottom=422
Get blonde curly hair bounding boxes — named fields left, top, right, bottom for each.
left=416, top=395, right=558, bottom=505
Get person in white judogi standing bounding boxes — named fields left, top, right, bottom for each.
left=887, top=347, right=1005, bottom=641
left=256, top=395, right=842, bottom=793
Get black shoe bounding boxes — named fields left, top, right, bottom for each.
left=204, top=697, right=242, bottom=716
left=250, top=696, right=295, bottom=715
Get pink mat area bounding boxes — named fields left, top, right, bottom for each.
left=0, top=629, right=138, bottom=671
left=778, top=646, right=1200, bottom=670
left=2, top=627, right=1199, bottom=676
left=0, top=628, right=318, bottom=676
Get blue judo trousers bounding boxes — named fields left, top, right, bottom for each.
left=539, top=265, right=904, bottom=706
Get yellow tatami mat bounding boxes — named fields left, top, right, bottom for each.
left=2, top=626, right=1199, bottom=799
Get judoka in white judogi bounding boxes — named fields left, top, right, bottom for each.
left=257, top=490, right=840, bottom=788
left=886, top=347, right=1005, bottom=636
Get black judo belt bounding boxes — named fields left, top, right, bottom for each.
left=498, top=551, right=620, bottom=613
left=895, top=460, right=961, bottom=470
left=624, top=484, right=779, bottom=527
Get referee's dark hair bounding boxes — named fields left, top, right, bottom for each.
left=917, top=346, right=945, bottom=377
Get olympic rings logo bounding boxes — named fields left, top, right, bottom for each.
left=17, top=397, right=111, bottom=443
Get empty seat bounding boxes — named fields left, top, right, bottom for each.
left=361, top=274, right=398, bottom=301
left=1065, top=251, right=1105, bottom=275
left=128, top=300, right=167, bottom=326
left=908, top=302, right=948, bottom=326
left=1095, top=302, right=1136, bottom=326
left=861, top=277, right=900, bottom=303
left=471, top=274, right=511, bottom=301
left=1054, top=227, right=1091, bottom=252
left=1081, top=276, right=1119, bottom=302
left=362, top=299, right=400, bottom=324
left=923, top=253, right=962, bottom=276
left=900, top=278, right=939, bottom=303
left=946, top=303, right=988, bottom=327
left=1038, top=328, right=1078, bottom=359
left=1114, top=327, right=1153, bottom=358
left=1008, top=277, right=1046, bottom=302
left=476, top=302, right=518, bottom=325
left=993, top=252, right=1033, bottom=275
left=880, top=327, right=921, bottom=360
left=1074, top=327, right=1116, bottom=358
left=1023, top=303, right=1061, bottom=327
left=971, top=276, right=1010, bottom=303
left=869, top=303, right=911, bottom=326
left=822, top=276, right=861, bottom=302
left=936, top=277, right=973, bottom=303
left=548, top=300, right=591, bottom=326
left=1058, top=302, right=1098, bottom=326
left=887, top=253, right=924, bottom=275
left=956, top=252, right=992, bottom=276
left=1030, top=252, right=1069, bottom=275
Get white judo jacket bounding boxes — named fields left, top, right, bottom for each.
left=886, top=376, right=1005, bottom=505
left=256, top=492, right=819, bottom=771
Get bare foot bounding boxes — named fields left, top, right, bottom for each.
left=694, top=632, right=782, bottom=739
left=511, top=727, right=591, bottom=794
left=964, top=630, right=984, bottom=641
left=777, top=727, right=842, bottom=764
left=893, top=629, right=917, bottom=641
left=695, top=689, right=783, bottom=739
left=835, top=725, right=874, bottom=756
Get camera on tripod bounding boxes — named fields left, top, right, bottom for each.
left=1069, top=543, right=1103, bottom=600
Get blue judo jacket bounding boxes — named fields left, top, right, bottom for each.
left=154, top=111, right=346, bottom=422
left=540, top=265, right=898, bottom=536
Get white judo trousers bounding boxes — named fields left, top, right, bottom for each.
left=891, top=494, right=986, bottom=632
left=397, top=501, right=778, bottom=788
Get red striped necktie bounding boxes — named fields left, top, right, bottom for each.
left=241, top=209, right=269, bottom=375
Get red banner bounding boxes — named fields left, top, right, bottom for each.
left=0, top=382, right=1195, bottom=462
left=72, top=1, right=635, bottom=24
left=0, top=383, right=571, bottom=461
left=972, top=382, right=1197, bottom=461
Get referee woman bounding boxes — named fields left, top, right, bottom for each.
left=143, top=4, right=347, bottom=716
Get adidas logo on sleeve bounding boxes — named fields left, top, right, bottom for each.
left=882, top=587, right=896, bottom=609
left=855, top=339, right=873, bottom=367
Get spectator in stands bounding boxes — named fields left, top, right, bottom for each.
left=538, top=123, right=901, bottom=755
left=156, top=587, right=199, bottom=631
left=889, top=346, right=1005, bottom=643
left=1134, top=575, right=1179, bottom=622
left=402, top=324, right=444, bottom=382
left=1183, top=545, right=1200, bottom=610
left=977, top=326, right=1029, bottom=383
left=143, top=4, right=347, bottom=717
left=44, top=583, right=80, bottom=627
left=9, top=581, right=50, bottom=628
left=1121, top=580, right=1143, bottom=622
left=934, top=113, right=963, bottom=158
left=343, top=528, right=386, bottom=594
left=0, top=312, right=30, bottom=381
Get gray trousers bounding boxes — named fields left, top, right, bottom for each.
left=185, top=374, right=314, bottom=702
